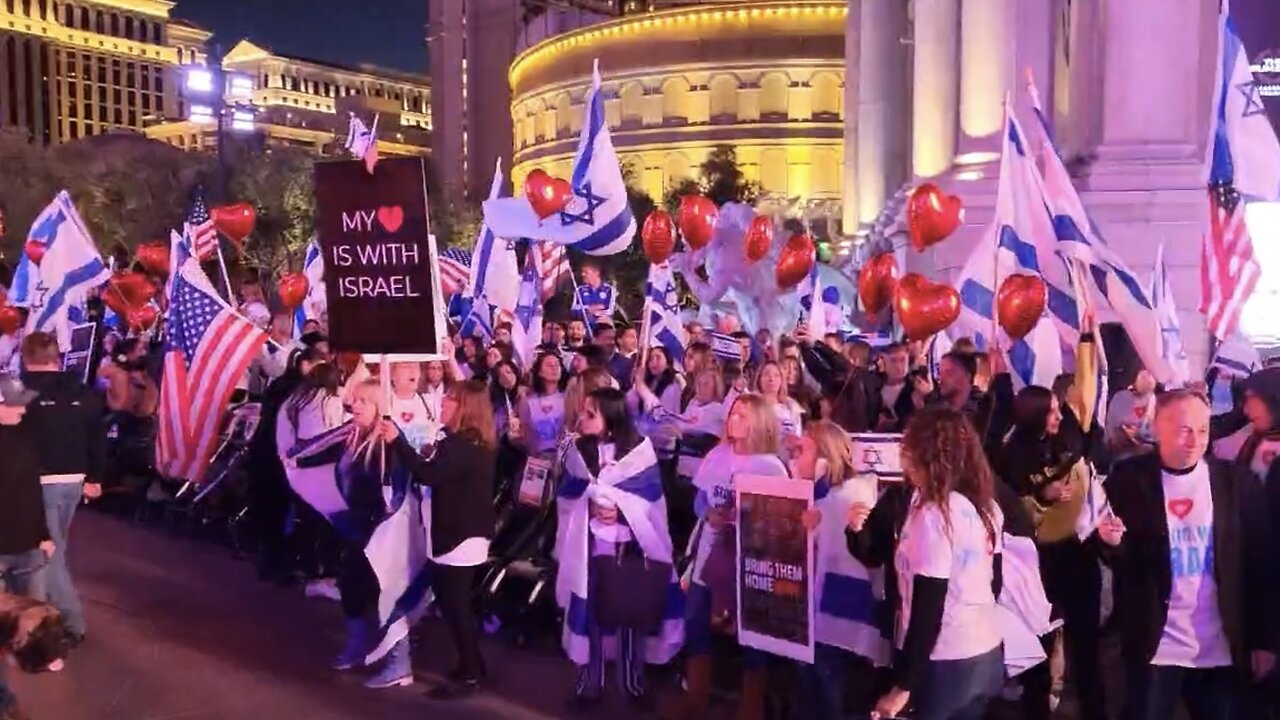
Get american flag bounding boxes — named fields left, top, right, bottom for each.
left=438, top=247, right=472, bottom=297
left=1199, top=181, right=1260, bottom=341
left=531, top=241, right=570, bottom=300
left=156, top=258, right=267, bottom=483
left=186, top=192, right=220, bottom=262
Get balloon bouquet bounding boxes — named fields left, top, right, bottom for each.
left=856, top=182, right=1047, bottom=346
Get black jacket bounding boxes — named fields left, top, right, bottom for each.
left=395, top=432, right=496, bottom=557
left=798, top=341, right=874, bottom=432
left=1103, top=452, right=1278, bottom=668
left=0, top=421, right=51, bottom=554
left=21, top=370, right=105, bottom=479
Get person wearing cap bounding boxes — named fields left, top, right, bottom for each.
left=0, top=373, right=54, bottom=598
left=20, top=332, right=105, bottom=647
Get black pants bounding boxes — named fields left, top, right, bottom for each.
left=433, top=563, right=484, bottom=680
left=248, top=463, right=293, bottom=576
left=1124, top=663, right=1239, bottom=720
left=1039, top=538, right=1107, bottom=720
left=1018, top=633, right=1058, bottom=720
left=337, top=542, right=378, bottom=620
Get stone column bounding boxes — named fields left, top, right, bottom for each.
left=958, top=0, right=1012, bottom=141
left=855, top=0, right=896, bottom=225
left=911, top=0, right=961, bottom=178
left=841, top=0, right=861, bottom=231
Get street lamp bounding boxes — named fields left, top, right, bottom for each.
left=182, top=52, right=259, bottom=200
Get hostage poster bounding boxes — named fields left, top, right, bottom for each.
left=314, top=156, right=447, bottom=360
left=735, top=474, right=815, bottom=663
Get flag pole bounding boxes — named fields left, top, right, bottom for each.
left=566, top=252, right=594, bottom=341
left=214, top=236, right=236, bottom=305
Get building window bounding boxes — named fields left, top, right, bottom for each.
left=810, top=72, right=841, bottom=119
left=708, top=74, right=738, bottom=122
left=554, top=92, right=573, bottom=137
left=663, top=153, right=691, bottom=193
left=150, top=23, right=159, bottom=44
left=760, top=148, right=788, bottom=193
left=68, top=120, right=78, bottom=139
left=127, top=109, right=135, bottom=126
left=661, top=78, right=689, bottom=123
left=94, top=11, right=102, bottom=33
left=619, top=82, right=643, bottom=126
left=113, top=107, right=122, bottom=124
left=63, top=3, right=73, bottom=25
left=124, top=16, right=133, bottom=39
left=112, top=88, right=120, bottom=104
left=125, top=62, right=135, bottom=88
left=140, top=68, right=149, bottom=91
left=141, top=93, right=149, bottom=111
left=759, top=73, right=790, bottom=119
left=78, top=7, right=88, bottom=29
left=68, top=101, right=77, bottom=117
left=138, top=19, right=148, bottom=42
left=108, top=13, right=118, bottom=37
left=154, top=71, right=163, bottom=93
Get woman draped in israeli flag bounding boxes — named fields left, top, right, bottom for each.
left=554, top=387, right=683, bottom=710
left=285, top=379, right=432, bottom=689
left=791, top=421, right=889, bottom=719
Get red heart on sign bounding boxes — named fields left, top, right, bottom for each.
left=400, top=412, right=414, bottom=424
left=378, top=206, right=404, bottom=234
left=1168, top=498, right=1193, bottom=520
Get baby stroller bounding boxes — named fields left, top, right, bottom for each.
left=165, top=402, right=262, bottom=553
left=477, top=450, right=564, bottom=650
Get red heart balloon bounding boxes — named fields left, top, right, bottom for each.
left=907, top=183, right=964, bottom=251
left=641, top=210, right=676, bottom=265
left=996, top=273, right=1047, bottom=340
left=104, top=272, right=158, bottom=317
left=524, top=169, right=573, bottom=220
left=677, top=194, right=717, bottom=250
left=776, top=233, right=816, bottom=290
left=744, top=215, right=773, bottom=264
left=127, top=305, right=159, bottom=332
left=0, top=305, right=22, bottom=335
left=278, top=272, right=310, bottom=310
left=136, top=242, right=171, bottom=277
left=894, top=273, right=961, bottom=341
left=24, top=241, right=46, bottom=266
left=858, top=253, right=900, bottom=314
left=211, top=202, right=256, bottom=245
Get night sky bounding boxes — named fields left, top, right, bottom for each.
left=173, top=0, right=428, bottom=74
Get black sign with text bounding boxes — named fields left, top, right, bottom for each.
left=62, top=323, right=96, bottom=384
left=314, top=157, right=443, bottom=356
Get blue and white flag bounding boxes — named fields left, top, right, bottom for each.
left=555, top=438, right=684, bottom=666
left=1065, top=260, right=1110, bottom=429
left=344, top=112, right=380, bottom=174
left=23, top=191, right=111, bottom=350
left=286, top=424, right=433, bottom=665
left=644, top=262, right=686, bottom=365
left=483, top=60, right=636, bottom=256
left=511, top=252, right=544, bottom=368
left=1151, top=243, right=1190, bottom=387
left=813, top=477, right=888, bottom=665
left=1212, top=3, right=1280, bottom=202
left=462, top=159, right=520, bottom=342
left=1024, top=75, right=1170, bottom=385
left=955, top=107, right=1064, bottom=389
left=7, top=254, right=34, bottom=307
left=1210, top=332, right=1262, bottom=378
left=294, top=237, right=326, bottom=337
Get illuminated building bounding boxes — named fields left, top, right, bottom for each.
left=0, top=0, right=200, bottom=144
left=508, top=1, right=846, bottom=205
left=144, top=39, right=430, bottom=158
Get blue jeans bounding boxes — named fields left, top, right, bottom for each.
left=42, top=482, right=86, bottom=635
left=0, top=548, right=48, bottom=600
left=1124, top=663, right=1238, bottom=720
left=797, top=643, right=852, bottom=719
left=912, top=646, right=1004, bottom=720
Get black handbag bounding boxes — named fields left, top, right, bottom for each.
left=589, top=542, right=671, bottom=633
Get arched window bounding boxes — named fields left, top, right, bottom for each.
left=811, top=72, right=841, bottom=119
left=811, top=148, right=840, bottom=196
left=708, top=74, right=738, bottom=121
left=79, top=7, right=89, bottom=30
left=137, top=19, right=147, bottom=40
left=108, top=13, right=118, bottom=37
left=759, top=72, right=789, bottom=119
left=760, top=148, right=788, bottom=194
left=124, top=16, right=133, bottom=41
left=619, top=81, right=643, bottom=126
left=661, top=77, right=689, bottom=123
left=554, top=91, right=573, bottom=137
left=663, top=152, right=691, bottom=192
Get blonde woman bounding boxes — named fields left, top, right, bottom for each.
left=792, top=421, right=887, bottom=718
left=287, top=380, right=431, bottom=687
left=754, top=360, right=805, bottom=441
left=673, top=393, right=788, bottom=720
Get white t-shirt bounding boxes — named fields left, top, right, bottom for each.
left=1152, top=463, right=1232, bottom=668
left=391, top=393, right=438, bottom=452
left=895, top=492, right=1004, bottom=661
left=880, top=381, right=906, bottom=415
left=689, top=446, right=789, bottom=584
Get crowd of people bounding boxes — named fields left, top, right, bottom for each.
left=1, top=268, right=1280, bottom=720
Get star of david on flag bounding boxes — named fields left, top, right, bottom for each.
left=482, top=59, right=635, bottom=256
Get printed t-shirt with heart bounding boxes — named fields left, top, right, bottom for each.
left=391, top=393, right=438, bottom=452
left=1152, top=461, right=1232, bottom=668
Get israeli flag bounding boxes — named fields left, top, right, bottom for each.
left=286, top=424, right=433, bottom=666
left=483, top=60, right=636, bottom=256
left=644, top=262, right=686, bottom=365
left=294, top=238, right=325, bottom=337
left=1210, top=332, right=1262, bottom=378
left=1151, top=243, right=1191, bottom=387
left=463, top=159, right=521, bottom=339
left=955, top=108, right=1064, bottom=389
left=23, top=191, right=111, bottom=350
left=813, top=477, right=889, bottom=665
left=7, top=254, right=34, bottom=307
left=1024, top=75, right=1170, bottom=385
left=1213, top=2, right=1280, bottom=201
left=344, top=113, right=380, bottom=174
left=511, top=253, right=544, bottom=369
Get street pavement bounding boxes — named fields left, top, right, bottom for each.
left=9, top=510, right=663, bottom=720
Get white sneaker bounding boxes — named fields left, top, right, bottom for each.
left=305, top=578, right=341, bottom=601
